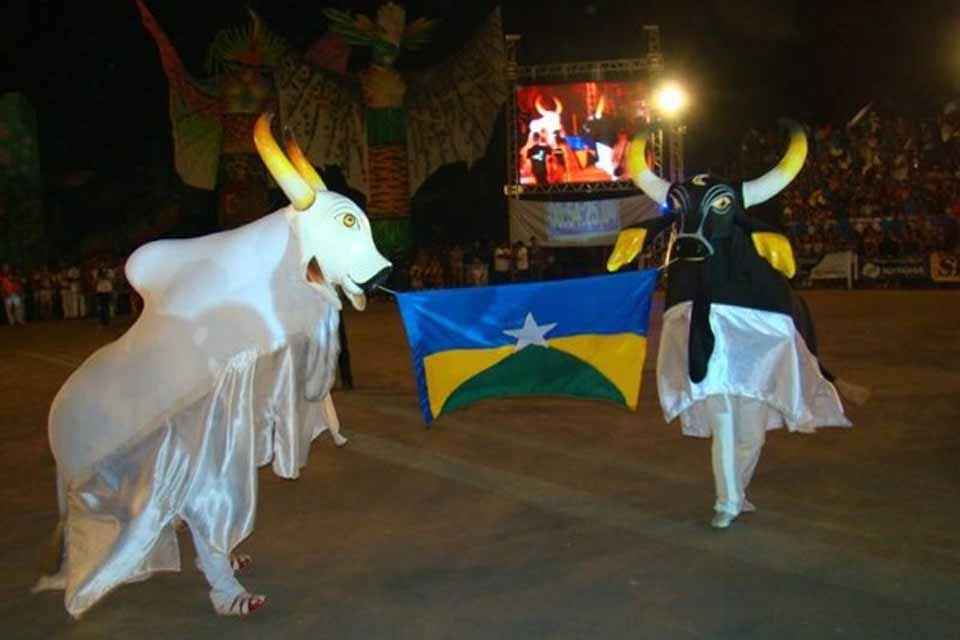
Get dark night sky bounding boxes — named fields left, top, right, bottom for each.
left=1, top=0, right=958, bottom=200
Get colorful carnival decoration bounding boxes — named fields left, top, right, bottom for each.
left=137, top=1, right=289, bottom=229
left=607, top=121, right=866, bottom=529
left=0, top=92, right=44, bottom=266
left=33, top=113, right=391, bottom=617
left=277, top=3, right=507, bottom=256
left=138, top=2, right=507, bottom=257
left=322, top=2, right=437, bottom=230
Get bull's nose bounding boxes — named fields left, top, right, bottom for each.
left=359, top=266, right=392, bottom=294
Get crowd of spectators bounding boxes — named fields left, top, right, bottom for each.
left=737, top=101, right=960, bottom=260
left=9, top=102, right=959, bottom=311
left=398, top=238, right=564, bottom=291
left=0, top=258, right=137, bottom=327
left=2, top=240, right=569, bottom=322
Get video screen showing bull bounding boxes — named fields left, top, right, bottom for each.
left=516, top=81, right=650, bottom=187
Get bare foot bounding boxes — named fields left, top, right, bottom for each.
left=710, top=511, right=737, bottom=529
left=212, top=591, right=266, bottom=616
left=31, top=572, right=66, bottom=593
left=230, top=553, right=252, bottom=573
left=835, top=378, right=871, bottom=406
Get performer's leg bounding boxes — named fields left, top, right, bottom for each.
left=322, top=394, right=347, bottom=446
left=190, top=527, right=264, bottom=616
left=337, top=314, right=353, bottom=390
left=735, top=399, right=768, bottom=513
left=63, top=291, right=74, bottom=318
left=709, top=395, right=741, bottom=528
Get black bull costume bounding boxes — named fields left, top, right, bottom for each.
left=607, top=121, right=866, bottom=528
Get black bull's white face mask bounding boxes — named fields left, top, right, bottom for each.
left=667, top=175, right=740, bottom=261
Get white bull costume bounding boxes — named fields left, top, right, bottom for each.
left=527, top=96, right=563, bottom=146
left=608, top=121, right=864, bottom=529
left=34, top=114, right=391, bottom=617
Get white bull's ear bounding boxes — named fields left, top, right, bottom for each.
left=283, top=128, right=327, bottom=192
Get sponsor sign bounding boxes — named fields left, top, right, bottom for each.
left=545, top=200, right=621, bottom=239
left=930, top=253, right=960, bottom=283
left=858, top=257, right=927, bottom=280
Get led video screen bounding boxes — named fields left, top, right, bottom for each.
left=515, top=81, right=650, bottom=187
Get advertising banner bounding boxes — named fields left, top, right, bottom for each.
left=930, top=253, right=960, bottom=283
left=509, top=194, right=659, bottom=247
left=858, top=257, right=927, bottom=281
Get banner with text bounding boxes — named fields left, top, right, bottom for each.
left=509, top=195, right=660, bottom=247
left=858, top=257, right=927, bottom=282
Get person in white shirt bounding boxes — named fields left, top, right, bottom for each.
left=467, top=256, right=488, bottom=286
left=94, top=262, right=115, bottom=326
left=513, top=240, right=530, bottom=282
left=493, top=242, right=512, bottom=284
left=60, top=268, right=76, bottom=318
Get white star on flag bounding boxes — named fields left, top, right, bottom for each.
left=503, top=312, right=558, bottom=352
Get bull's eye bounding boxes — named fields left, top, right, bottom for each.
left=710, top=194, right=733, bottom=213
left=341, top=213, right=357, bottom=228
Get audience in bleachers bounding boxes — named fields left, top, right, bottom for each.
left=735, top=100, right=960, bottom=260
left=6, top=101, right=959, bottom=321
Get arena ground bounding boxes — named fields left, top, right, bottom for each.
left=1, top=289, right=958, bottom=639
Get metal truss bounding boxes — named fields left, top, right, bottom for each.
left=650, top=129, right=665, bottom=179
left=504, top=34, right=521, bottom=199
left=516, top=57, right=657, bottom=83
left=667, top=124, right=685, bottom=182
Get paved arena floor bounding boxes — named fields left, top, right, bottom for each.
left=1, top=290, right=958, bottom=639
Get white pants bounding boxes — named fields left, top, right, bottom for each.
left=62, top=290, right=77, bottom=318
left=190, top=525, right=245, bottom=609
left=707, top=395, right=769, bottom=515
left=4, top=295, right=24, bottom=325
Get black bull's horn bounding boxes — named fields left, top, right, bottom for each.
left=628, top=120, right=808, bottom=208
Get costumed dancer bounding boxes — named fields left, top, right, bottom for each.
left=607, top=120, right=868, bottom=529
left=33, top=114, right=390, bottom=617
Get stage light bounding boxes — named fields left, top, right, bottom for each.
left=654, top=83, right=688, bottom=118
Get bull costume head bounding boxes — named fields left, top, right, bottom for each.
left=608, top=120, right=808, bottom=382
left=529, top=96, right=563, bottom=146
left=253, top=113, right=391, bottom=311
left=629, top=119, right=806, bottom=263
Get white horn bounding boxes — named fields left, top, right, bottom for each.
left=535, top=96, right=548, bottom=116
left=627, top=135, right=671, bottom=206
left=741, top=119, right=808, bottom=209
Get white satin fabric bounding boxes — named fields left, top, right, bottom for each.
left=47, top=212, right=344, bottom=617
left=657, top=301, right=851, bottom=437
left=708, top=394, right=769, bottom=515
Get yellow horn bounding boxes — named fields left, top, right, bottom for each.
left=628, top=135, right=671, bottom=206
left=741, top=119, right=808, bottom=209
left=284, top=128, right=327, bottom=192
left=253, top=113, right=315, bottom=211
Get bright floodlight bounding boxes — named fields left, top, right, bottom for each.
left=655, top=83, right=688, bottom=117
